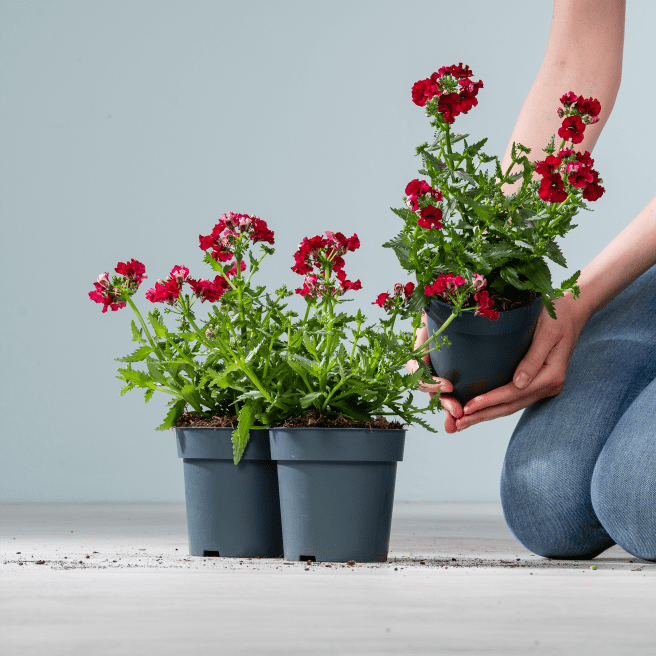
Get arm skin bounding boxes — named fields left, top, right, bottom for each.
left=409, top=0, right=654, bottom=433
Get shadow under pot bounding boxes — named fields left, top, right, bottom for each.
left=425, top=295, right=543, bottom=406
left=269, top=427, right=405, bottom=563
left=176, top=427, right=283, bottom=558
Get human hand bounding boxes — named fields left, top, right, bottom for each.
left=454, top=295, right=590, bottom=432
left=406, top=311, right=464, bottom=432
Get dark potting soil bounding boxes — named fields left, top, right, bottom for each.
left=175, top=413, right=239, bottom=428
left=175, top=409, right=404, bottom=430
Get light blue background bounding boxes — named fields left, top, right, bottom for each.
left=1, top=0, right=653, bottom=502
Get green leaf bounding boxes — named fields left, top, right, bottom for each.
left=300, top=392, right=324, bottom=409
left=516, top=259, right=554, bottom=295
left=424, top=152, right=448, bottom=171
left=232, top=401, right=257, bottom=464
left=117, top=367, right=157, bottom=389
left=149, top=313, right=167, bottom=338
left=558, top=270, right=581, bottom=296
left=545, top=241, right=567, bottom=267
left=180, top=383, right=202, bottom=409
left=116, top=345, right=153, bottom=363
left=237, top=390, right=266, bottom=401
left=455, top=170, right=476, bottom=185
left=119, top=382, right=135, bottom=396
left=465, top=138, right=488, bottom=157
left=289, top=354, right=318, bottom=373
left=130, top=321, right=145, bottom=344
left=155, top=399, right=185, bottom=431
left=144, top=388, right=155, bottom=404
left=498, top=266, right=530, bottom=291
left=541, top=295, right=557, bottom=320
left=147, top=360, right=168, bottom=385
left=208, top=362, right=243, bottom=389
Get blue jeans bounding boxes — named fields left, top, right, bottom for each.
left=501, top=264, right=656, bottom=561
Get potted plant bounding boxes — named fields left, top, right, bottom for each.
left=88, top=218, right=283, bottom=558
left=384, top=64, right=605, bottom=404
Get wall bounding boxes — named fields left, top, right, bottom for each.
left=1, top=0, right=653, bottom=501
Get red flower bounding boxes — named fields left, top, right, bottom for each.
left=406, top=194, right=419, bottom=211
left=437, top=93, right=460, bottom=124
left=447, top=63, right=474, bottom=79
left=145, top=278, right=183, bottom=305
left=250, top=217, right=275, bottom=245
left=326, top=231, right=360, bottom=256
left=474, top=290, right=499, bottom=321
left=424, top=274, right=466, bottom=297
left=404, top=282, right=415, bottom=301
left=292, top=232, right=358, bottom=276
left=582, top=170, right=605, bottom=201
left=560, top=91, right=578, bottom=106
left=115, top=259, right=147, bottom=287
left=574, top=150, right=594, bottom=168
left=373, top=292, right=391, bottom=308
left=538, top=173, right=568, bottom=203
left=295, top=274, right=319, bottom=298
left=575, top=95, right=601, bottom=117
left=411, top=78, right=439, bottom=107
left=170, top=265, right=190, bottom=285
left=188, top=275, right=233, bottom=303
left=417, top=205, right=443, bottom=230
left=558, top=148, right=575, bottom=159
left=558, top=115, right=586, bottom=144
left=566, top=163, right=594, bottom=188
left=88, top=279, right=126, bottom=313
left=336, top=269, right=362, bottom=293
left=534, top=155, right=562, bottom=176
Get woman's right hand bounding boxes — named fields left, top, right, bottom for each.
left=406, top=311, right=464, bottom=433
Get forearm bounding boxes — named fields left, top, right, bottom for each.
left=574, top=196, right=656, bottom=320
left=501, top=0, right=625, bottom=191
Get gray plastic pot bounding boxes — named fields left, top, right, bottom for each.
left=425, top=295, right=543, bottom=406
left=269, top=427, right=405, bottom=563
left=176, top=427, right=283, bottom=558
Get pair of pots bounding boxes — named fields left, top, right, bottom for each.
left=176, top=426, right=405, bottom=563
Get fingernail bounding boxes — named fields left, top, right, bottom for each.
left=514, top=372, right=529, bottom=389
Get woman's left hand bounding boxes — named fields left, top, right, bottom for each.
left=454, top=295, right=590, bottom=431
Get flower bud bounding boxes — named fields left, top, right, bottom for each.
left=205, top=329, right=214, bottom=338
left=588, top=115, right=599, bottom=124
left=393, top=283, right=403, bottom=297
left=557, top=107, right=564, bottom=118
left=223, top=212, right=238, bottom=229
left=473, top=274, right=487, bottom=291
left=238, top=216, right=253, bottom=231
left=97, top=272, right=111, bottom=289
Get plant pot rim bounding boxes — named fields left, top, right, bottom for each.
left=268, top=426, right=406, bottom=432
left=425, top=294, right=543, bottom=336
left=269, top=428, right=406, bottom=462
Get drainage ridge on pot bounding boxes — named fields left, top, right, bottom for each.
left=269, top=427, right=405, bottom=563
left=176, top=427, right=283, bottom=558
left=425, top=295, right=543, bottom=406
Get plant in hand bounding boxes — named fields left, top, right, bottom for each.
left=386, top=63, right=606, bottom=321
left=89, top=217, right=440, bottom=463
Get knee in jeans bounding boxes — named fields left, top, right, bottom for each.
left=501, top=460, right=612, bottom=560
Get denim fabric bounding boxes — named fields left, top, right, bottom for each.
left=501, top=264, right=656, bottom=561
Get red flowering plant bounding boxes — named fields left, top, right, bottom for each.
left=283, top=231, right=440, bottom=437
left=90, top=216, right=440, bottom=463
left=385, top=64, right=605, bottom=321
left=89, top=213, right=279, bottom=448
